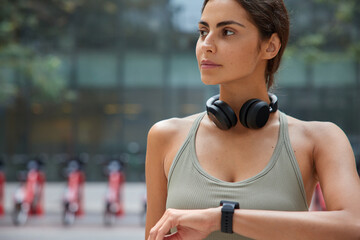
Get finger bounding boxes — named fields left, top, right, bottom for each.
left=156, top=220, right=176, bottom=240
left=164, top=232, right=180, bottom=240
left=152, top=209, right=179, bottom=240
left=149, top=210, right=172, bottom=240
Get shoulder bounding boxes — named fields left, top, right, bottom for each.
left=148, top=112, right=204, bottom=141
left=146, top=112, right=205, bottom=159
left=285, top=114, right=348, bottom=145
left=146, top=112, right=206, bottom=179
left=284, top=113, right=353, bottom=160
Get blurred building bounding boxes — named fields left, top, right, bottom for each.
left=0, top=0, right=359, bottom=181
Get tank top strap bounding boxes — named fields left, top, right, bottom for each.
left=278, top=111, right=287, bottom=143
left=189, top=112, right=207, bottom=138
left=167, top=112, right=207, bottom=187
left=279, top=111, right=309, bottom=208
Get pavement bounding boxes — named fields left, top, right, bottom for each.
left=0, top=182, right=147, bottom=240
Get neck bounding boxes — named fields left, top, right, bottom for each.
left=219, top=81, right=270, bottom=116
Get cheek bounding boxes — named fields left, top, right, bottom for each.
left=226, top=44, right=259, bottom=69
left=195, top=40, right=201, bottom=64
left=225, top=49, right=245, bottom=71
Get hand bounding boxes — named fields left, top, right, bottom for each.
left=148, top=207, right=221, bottom=240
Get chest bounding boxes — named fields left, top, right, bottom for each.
left=193, top=124, right=316, bottom=205
left=166, top=142, right=309, bottom=212
left=195, top=127, right=279, bottom=183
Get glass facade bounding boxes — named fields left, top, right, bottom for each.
left=0, top=0, right=359, bottom=181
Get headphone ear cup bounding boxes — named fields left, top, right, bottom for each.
left=213, top=100, right=237, bottom=127
left=239, top=99, right=258, bottom=128
left=207, top=104, right=233, bottom=130
left=239, top=99, right=270, bottom=129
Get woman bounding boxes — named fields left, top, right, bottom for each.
left=145, top=0, right=360, bottom=239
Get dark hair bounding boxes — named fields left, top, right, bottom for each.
left=202, top=0, right=289, bottom=89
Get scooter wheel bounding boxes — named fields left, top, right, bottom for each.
left=12, top=203, right=28, bottom=226
left=104, top=211, right=116, bottom=226
left=62, top=210, right=75, bottom=226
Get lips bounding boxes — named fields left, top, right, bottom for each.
left=200, top=60, right=222, bottom=69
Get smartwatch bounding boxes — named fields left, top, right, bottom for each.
left=220, top=200, right=240, bottom=234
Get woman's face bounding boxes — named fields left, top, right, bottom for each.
left=196, top=0, right=266, bottom=86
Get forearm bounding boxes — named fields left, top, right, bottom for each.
left=233, top=209, right=360, bottom=240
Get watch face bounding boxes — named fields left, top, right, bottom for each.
left=220, top=200, right=240, bottom=209
left=222, top=204, right=235, bottom=213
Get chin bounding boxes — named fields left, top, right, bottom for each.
left=200, top=74, right=222, bottom=85
left=201, top=78, right=220, bottom=86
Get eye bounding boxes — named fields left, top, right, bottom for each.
left=223, top=29, right=235, bottom=36
left=198, top=29, right=209, bottom=37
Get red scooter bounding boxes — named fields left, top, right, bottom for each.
left=12, top=156, right=45, bottom=225
left=0, top=156, right=5, bottom=216
left=103, top=157, right=125, bottom=226
left=62, top=155, right=86, bottom=226
left=310, top=183, right=326, bottom=211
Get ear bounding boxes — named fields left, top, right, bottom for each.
left=262, top=33, right=281, bottom=60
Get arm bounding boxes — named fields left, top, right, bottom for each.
left=148, top=122, right=360, bottom=240
left=145, top=123, right=170, bottom=239
left=145, top=115, right=200, bottom=239
left=232, top=122, right=360, bottom=239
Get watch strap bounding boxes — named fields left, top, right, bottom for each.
left=220, top=200, right=240, bottom=234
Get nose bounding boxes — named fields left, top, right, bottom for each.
left=201, top=34, right=216, bottom=54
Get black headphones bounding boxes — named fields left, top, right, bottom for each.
left=206, top=93, right=278, bottom=130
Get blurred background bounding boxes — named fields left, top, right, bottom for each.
left=0, top=0, right=360, bottom=188
left=0, top=0, right=360, bottom=182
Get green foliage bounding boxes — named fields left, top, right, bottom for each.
left=335, top=1, right=356, bottom=22
left=0, top=0, right=71, bottom=106
left=287, top=0, right=360, bottom=61
left=27, top=55, right=66, bottom=103
left=0, top=43, right=66, bottom=106
left=349, top=42, right=360, bottom=59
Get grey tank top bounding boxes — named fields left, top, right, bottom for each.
left=166, top=111, right=309, bottom=240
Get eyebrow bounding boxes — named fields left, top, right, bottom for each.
left=199, top=20, right=246, bottom=28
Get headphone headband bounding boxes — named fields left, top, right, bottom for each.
left=206, top=93, right=278, bottom=130
left=206, top=94, right=220, bottom=111
left=268, top=93, right=278, bottom=113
